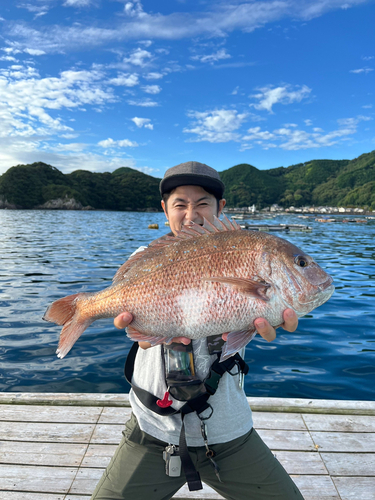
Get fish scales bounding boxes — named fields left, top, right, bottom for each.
left=120, top=231, right=269, bottom=338
left=43, top=216, right=334, bottom=360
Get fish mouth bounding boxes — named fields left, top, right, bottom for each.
left=317, top=276, right=334, bottom=292
left=297, top=279, right=335, bottom=305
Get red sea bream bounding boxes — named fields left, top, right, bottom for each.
left=44, top=216, right=334, bottom=361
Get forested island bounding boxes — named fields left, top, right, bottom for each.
left=0, top=150, right=374, bottom=211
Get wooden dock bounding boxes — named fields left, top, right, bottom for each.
left=0, top=393, right=374, bottom=500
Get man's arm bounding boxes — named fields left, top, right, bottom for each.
left=114, top=309, right=299, bottom=348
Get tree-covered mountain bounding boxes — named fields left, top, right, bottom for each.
left=0, top=162, right=161, bottom=210
left=0, top=150, right=374, bottom=210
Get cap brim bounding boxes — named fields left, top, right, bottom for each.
left=160, top=174, right=225, bottom=198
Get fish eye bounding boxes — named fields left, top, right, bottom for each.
left=295, top=256, right=308, bottom=268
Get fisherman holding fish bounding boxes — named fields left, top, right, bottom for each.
left=45, top=161, right=334, bottom=499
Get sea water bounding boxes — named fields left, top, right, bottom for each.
left=0, top=210, right=374, bottom=400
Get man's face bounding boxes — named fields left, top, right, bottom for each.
left=161, top=185, right=226, bottom=235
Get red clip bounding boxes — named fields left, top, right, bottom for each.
left=156, top=391, right=173, bottom=408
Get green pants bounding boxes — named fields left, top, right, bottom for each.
left=91, top=413, right=304, bottom=500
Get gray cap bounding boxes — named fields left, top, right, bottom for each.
left=159, top=161, right=225, bottom=198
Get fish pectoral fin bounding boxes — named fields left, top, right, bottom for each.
left=126, top=325, right=173, bottom=346
left=203, top=276, right=270, bottom=301
left=220, top=328, right=256, bottom=362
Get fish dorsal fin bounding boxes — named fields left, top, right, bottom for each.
left=112, top=215, right=241, bottom=284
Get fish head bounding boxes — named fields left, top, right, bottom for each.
left=265, top=237, right=334, bottom=315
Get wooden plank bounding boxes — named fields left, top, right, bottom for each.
left=98, top=407, right=132, bottom=424
left=0, top=464, right=77, bottom=493
left=90, top=424, right=125, bottom=445
left=292, top=475, right=340, bottom=499
left=0, top=404, right=102, bottom=423
left=320, top=452, right=375, bottom=476
left=0, top=422, right=95, bottom=443
left=81, top=444, right=118, bottom=468
left=81, top=446, right=327, bottom=475
left=248, top=397, right=375, bottom=416
left=0, top=493, right=66, bottom=500
left=1, top=393, right=375, bottom=415
left=92, top=427, right=317, bottom=450
left=0, top=494, right=90, bottom=500
left=253, top=412, right=307, bottom=430
left=173, top=483, right=223, bottom=499
left=310, top=431, right=375, bottom=452
left=303, top=413, right=375, bottom=432
left=67, top=467, right=103, bottom=495
left=274, top=451, right=328, bottom=475
left=333, top=477, right=375, bottom=500
left=0, top=441, right=87, bottom=467
left=257, top=429, right=316, bottom=451
left=0, top=392, right=131, bottom=408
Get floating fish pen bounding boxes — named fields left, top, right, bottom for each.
left=240, top=223, right=312, bottom=233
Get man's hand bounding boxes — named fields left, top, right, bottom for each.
left=221, top=309, right=298, bottom=342
left=114, top=312, right=191, bottom=348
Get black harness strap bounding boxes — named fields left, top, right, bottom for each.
left=124, top=342, right=249, bottom=491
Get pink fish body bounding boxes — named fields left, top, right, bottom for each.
left=44, top=216, right=334, bottom=360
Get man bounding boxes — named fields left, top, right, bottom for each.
left=91, top=161, right=303, bottom=500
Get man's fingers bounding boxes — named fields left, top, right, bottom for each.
left=114, top=312, right=133, bottom=330
left=254, top=319, right=276, bottom=342
left=170, top=337, right=191, bottom=345
left=282, top=309, right=298, bottom=332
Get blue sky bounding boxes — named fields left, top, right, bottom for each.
left=0, top=0, right=374, bottom=178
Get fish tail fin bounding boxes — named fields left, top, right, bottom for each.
left=43, top=293, right=94, bottom=359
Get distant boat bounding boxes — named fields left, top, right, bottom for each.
left=343, top=219, right=368, bottom=223
left=315, top=218, right=336, bottom=223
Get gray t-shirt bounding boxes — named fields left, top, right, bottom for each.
left=129, top=339, right=253, bottom=446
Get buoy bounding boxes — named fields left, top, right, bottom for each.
left=148, top=224, right=159, bottom=229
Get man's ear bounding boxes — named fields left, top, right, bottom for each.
left=161, top=200, right=168, bottom=219
left=218, top=198, right=226, bottom=217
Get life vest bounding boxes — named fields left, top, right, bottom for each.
left=124, top=337, right=249, bottom=491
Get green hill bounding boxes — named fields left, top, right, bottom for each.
left=0, top=151, right=374, bottom=210
left=0, top=162, right=161, bottom=211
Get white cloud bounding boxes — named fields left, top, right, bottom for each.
left=63, top=0, right=93, bottom=7
left=304, top=119, right=313, bottom=126
left=240, top=115, right=372, bottom=151
left=124, top=0, right=147, bottom=18
left=98, top=138, right=138, bottom=148
left=251, top=84, right=312, bottom=113
left=142, top=84, right=161, bottom=94
left=123, top=48, right=152, bottom=67
left=5, top=1, right=370, bottom=54
left=0, top=66, right=116, bottom=154
left=110, top=73, right=139, bottom=86
left=52, top=142, right=87, bottom=152
left=127, top=98, right=158, bottom=107
left=191, top=48, right=231, bottom=64
left=24, top=48, right=46, bottom=56
left=0, top=56, right=17, bottom=62
left=350, top=67, right=374, bottom=74
left=144, top=72, right=164, bottom=80
left=184, top=109, right=247, bottom=143
left=18, top=3, right=49, bottom=18
left=131, top=117, right=153, bottom=129
left=242, top=127, right=275, bottom=141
